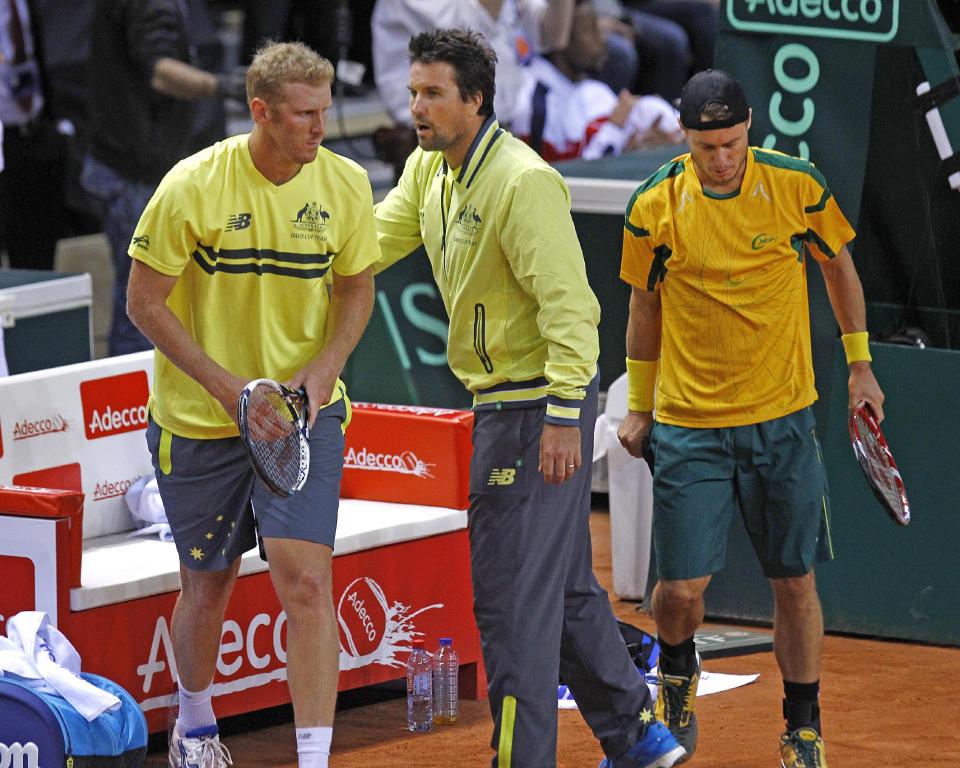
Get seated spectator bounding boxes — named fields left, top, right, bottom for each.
left=594, top=0, right=717, bottom=101
left=369, top=0, right=636, bottom=175
left=512, top=0, right=683, bottom=162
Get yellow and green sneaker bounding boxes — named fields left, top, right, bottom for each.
left=780, top=727, right=828, bottom=768
left=654, top=654, right=700, bottom=764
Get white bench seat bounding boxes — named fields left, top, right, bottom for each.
left=72, top=499, right=467, bottom=611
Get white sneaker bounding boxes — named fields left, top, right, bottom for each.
left=169, top=722, right=233, bottom=768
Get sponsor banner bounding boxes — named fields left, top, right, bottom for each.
left=58, top=531, right=479, bottom=732
left=80, top=371, right=150, bottom=440
left=0, top=353, right=155, bottom=540
left=726, top=0, right=900, bottom=42
left=342, top=403, right=473, bottom=509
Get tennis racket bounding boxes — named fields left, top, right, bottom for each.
left=237, top=379, right=310, bottom=497
left=847, top=402, right=910, bottom=526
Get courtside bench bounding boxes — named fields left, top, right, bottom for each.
left=0, top=353, right=483, bottom=732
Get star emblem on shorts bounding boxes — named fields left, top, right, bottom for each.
left=190, top=547, right=204, bottom=561
left=216, top=515, right=224, bottom=522
left=206, top=532, right=213, bottom=540
left=639, top=708, right=654, bottom=724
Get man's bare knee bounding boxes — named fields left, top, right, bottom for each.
left=179, top=566, right=238, bottom=611
left=771, top=571, right=819, bottom=607
left=279, top=567, right=334, bottom=616
left=656, top=578, right=708, bottom=612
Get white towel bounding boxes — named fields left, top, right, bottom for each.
left=125, top=475, right=173, bottom=541
left=0, top=611, right=120, bottom=720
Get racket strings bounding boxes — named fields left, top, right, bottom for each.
left=860, top=427, right=901, bottom=507
left=853, top=412, right=909, bottom=522
left=245, top=387, right=307, bottom=493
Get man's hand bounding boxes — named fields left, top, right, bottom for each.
left=617, top=411, right=653, bottom=459
left=288, top=356, right=340, bottom=429
left=611, top=89, right=637, bottom=128
left=849, top=361, right=885, bottom=423
left=539, top=424, right=581, bottom=485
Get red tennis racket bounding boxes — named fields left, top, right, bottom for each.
left=847, top=402, right=910, bottom=526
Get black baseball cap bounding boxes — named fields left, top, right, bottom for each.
left=679, top=69, right=750, bottom=130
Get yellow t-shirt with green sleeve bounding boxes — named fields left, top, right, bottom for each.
left=620, top=147, right=855, bottom=428
left=374, top=116, right=600, bottom=426
left=130, top=134, right=380, bottom=439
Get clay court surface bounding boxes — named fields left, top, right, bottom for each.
left=146, top=509, right=960, bottom=767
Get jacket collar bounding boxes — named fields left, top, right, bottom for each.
left=441, top=114, right=504, bottom=189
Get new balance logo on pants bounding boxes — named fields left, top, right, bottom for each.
left=487, top=468, right=516, bottom=486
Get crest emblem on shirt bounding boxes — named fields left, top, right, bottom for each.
left=292, top=201, right=331, bottom=231
left=455, top=204, right=482, bottom=234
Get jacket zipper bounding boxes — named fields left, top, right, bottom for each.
left=474, top=303, right=494, bottom=373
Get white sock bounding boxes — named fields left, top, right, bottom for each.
left=176, top=682, right=216, bottom=734
left=296, top=726, right=332, bottom=768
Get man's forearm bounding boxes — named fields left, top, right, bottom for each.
left=626, top=287, right=661, bottom=360
left=128, top=268, right=240, bottom=411
left=317, top=268, right=375, bottom=374
left=151, top=57, right=218, bottom=100
left=820, top=247, right=868, bottom=334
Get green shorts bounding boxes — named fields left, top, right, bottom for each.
left=649, top=407, right=833, bottom=580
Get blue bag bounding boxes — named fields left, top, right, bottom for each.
left=0, top=672, right=147, bottom=767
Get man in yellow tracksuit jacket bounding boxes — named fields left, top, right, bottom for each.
left=374, top=28, right=684, bottom=768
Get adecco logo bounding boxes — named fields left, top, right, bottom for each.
left=727, top=0, right=899, bottom=42
left=344, top=447, right=435, bottom=478
left=80, top=371, right=150, bottom=440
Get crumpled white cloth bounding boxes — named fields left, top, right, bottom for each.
left=125, top=474, right=172, bottom=542
left=0, top=611, right=120, bottom=720
left=591, top=373, right=653, bottom=600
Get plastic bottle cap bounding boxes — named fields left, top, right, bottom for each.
left=439, top=637, right=452, bottom=646
left=412, top=639, right=425, bottom=649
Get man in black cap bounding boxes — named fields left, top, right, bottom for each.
left=616, top=69, right=885, bottom=767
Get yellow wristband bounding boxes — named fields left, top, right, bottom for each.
left=625, top=357, right=658, bottom=412
left=841, top=331, right=872, bottom=364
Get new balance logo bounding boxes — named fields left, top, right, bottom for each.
left=487, top=468, right=516, bottom=486
left=227, top=212, right=252, bottom=231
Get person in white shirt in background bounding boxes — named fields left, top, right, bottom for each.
left=369, top=0, right=639, bottom=175
left=512, top=0, right=683, bottom=161
left=373, top=0, right=573, bottom=128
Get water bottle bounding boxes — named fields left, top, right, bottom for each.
left=432, top=636, right=459, bottom=725
left=406, top=639, right=432, bottom=732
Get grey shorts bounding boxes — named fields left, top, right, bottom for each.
left=146, top=398, right=349, bottom=571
